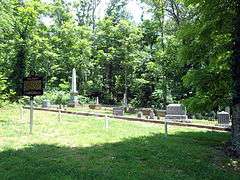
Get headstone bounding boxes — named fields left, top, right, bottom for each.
left=154, top=110, right=166, bottom=119
left=217, top=111, right=230, bottom=126
left=123, top=93, right=128, bottom=108
left=89, top=104, right=101, bottom=110
left=140, top=108, right=152, bottom=116
left=69, top=68, right=78, bottom=107
left=137, top=111, right=143, bottom=119
left=165, top=104, right=190, bottom=122
left=149, top=110, right=155, bottom=119
left=42, top=100, right=50, bottom=108
left=113, top=107, right=124, bottom=116
left=96, top=96, right=99, bottom=105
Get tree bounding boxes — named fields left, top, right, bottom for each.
left=231, top=0, right=240, bottom=155
left=175, top=0, right=233, bottom=114
left=106, top=0, right=130, bottom=23
left=47, top=0, right=93, bottom=93
left=0, top=0, right=45, bottom=97
left=93, top=17, right=143, bottom=104
left=73, top=0, right=101, bottom=31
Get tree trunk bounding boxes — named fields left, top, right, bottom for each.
left=231, top=0, right=240, bottom=155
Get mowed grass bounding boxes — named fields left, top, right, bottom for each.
left=0, top=105, right=239, bottom=179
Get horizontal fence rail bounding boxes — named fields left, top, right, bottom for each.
left=23, top=106, right=231, bottom=132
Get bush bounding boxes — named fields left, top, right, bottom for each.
left=77, top=95, right=91, bottom=104
left=0, top=75, right=9, bottom=107
left=34, top=91, right=91, bottom=106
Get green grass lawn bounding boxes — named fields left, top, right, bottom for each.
left=0, top=105, right=239, bottom=179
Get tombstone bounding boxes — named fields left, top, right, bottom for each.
left=137, top=111, right=143, bottom=119
left=123, top=93, right=128, bottom=107
left=113, top=107, right=124, bottom=116
left=154, top=110, right=166, bottom=119
left=140, top=108, right=152, bottom=116
left=42, top=100, right=50, bottom=108
left=165, top=104, right=190, bottom=122
left=89, top=96, right=101, bottom=110
left=89, top=104, right=101, bottom=110
left=69, top=68, right=78, bottom=107
left=217, top=111, right=230, bottom=126
left=96, top=96, right=99, bottom=105
left=149, top=110, right=155, bottom=119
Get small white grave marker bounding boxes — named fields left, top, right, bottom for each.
left=20, top=107, right=24, bottom=121
left=58, top=110, right=62, bottom=122
left=105, top=115, right=109, bottom=129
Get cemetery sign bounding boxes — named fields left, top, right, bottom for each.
left=23, top=76, right=43, bottom=97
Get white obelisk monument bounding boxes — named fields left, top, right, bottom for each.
left=123, top=93, right=128, bottom=108
left=69, top=68, right=78, bottom=107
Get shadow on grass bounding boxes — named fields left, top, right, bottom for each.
left=0, top=131, right=239, bottom=180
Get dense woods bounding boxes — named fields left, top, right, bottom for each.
left=0, top=0, right=237, bottom=114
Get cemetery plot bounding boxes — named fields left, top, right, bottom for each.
left=0, top=106, right=239, bottom=179
left=47, top=105, right=220, bottom=127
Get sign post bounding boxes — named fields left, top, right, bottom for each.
left=165, top=119, right=168, bottom=138
left=23, top=76, right=43, bottom=134
left=30, top=96, right=34, bottom=134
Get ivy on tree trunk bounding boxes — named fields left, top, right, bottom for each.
left=231, top=0, right=240, bottom=155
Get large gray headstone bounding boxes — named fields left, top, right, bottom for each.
left=217, top=111, right=230, bottom=126
left=165, top=104, right=190, bottom=122
left=113, top=107, right=124, bottom=116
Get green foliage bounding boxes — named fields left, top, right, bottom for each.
left=177, top=0, right=233, bottom=113
left=34, top=91, right=70, bottom=105
left=93, top=17, right=143, bottom=104
left=0, top=74, right=8, bottom=107
left=34, top=91, right=91, bottom=106
left=0, top=0, right=236, bottom=114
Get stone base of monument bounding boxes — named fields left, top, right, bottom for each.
left=165, top=115, right=191, bottom=123
left=68, top=91, right=79, bottom=107
left=89, top=104, right=102, bottom=110
left=68, top=98, right=79, bottom=107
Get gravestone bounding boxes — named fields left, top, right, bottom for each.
left=113, top=107, right=124, bottom=116
left=96, top=96, right=99, bottom=105
left=137, top=111, right=143, bottom=119
left=123, top=93, right=128, bottom=108
left=165, top=104, right=190, bottom=122
left=89, top=104, right=101, bottom=110
left=154, top=110, right=166, bottom=119
left=140, top=108, right=152, bottom=116
left=149, top=110, right=155, bottom=119
left=89, top=96, right=101, bottom=110
left=42, top=100, right=50, bottom=108
left=217, top=111, right=230, bottom=126
left=69, top=68, right=78, bottom=107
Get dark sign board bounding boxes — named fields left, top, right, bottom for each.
left=23, top=76, right=43, bottom=96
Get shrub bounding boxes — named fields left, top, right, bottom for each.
left=0, top=75, right=9, bottom=107
left=34, top=91, right=91, bottom=106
